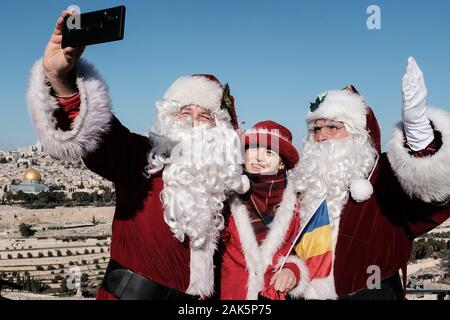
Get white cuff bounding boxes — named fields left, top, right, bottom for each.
left=27, top=58, right=114, bottom=161
left=388, top=107, right=450, bottom=203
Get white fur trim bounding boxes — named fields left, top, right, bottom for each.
left=230, top=181, right=299, bottom=299
left=27, top=59, right=113, bottom=161
left=303, top=276, right=338, bottom=300
left=387, top=107, right=450, bottom=203
left=350, top=179, right=374, bottom=203
left=230, top=199, right=263, bottom=300
left=163, top=75, right=223, bottom=112
left=235, top=175, right=250, bottom=194
left=274, top=255, right=310, bottom=299
left=186, top=234, right=217, bottom=297
left=306, top=90, right=368, bottom=135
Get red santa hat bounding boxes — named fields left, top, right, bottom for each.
left=306, top=86, right=381, bottom=203
left=162, top=74, right=239, bottom=129
left=244, top=121, right=300, bottom=170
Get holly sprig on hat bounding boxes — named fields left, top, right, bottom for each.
left=309, top=94, right=327, bottom=112
left=221, top=83, right=233, bottom=114
left=220, top=83, right=239, bottom=129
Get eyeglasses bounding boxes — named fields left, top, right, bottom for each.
left=309, top=122, right=346, bottom=135
left=177, top=106, right=215, bottom=126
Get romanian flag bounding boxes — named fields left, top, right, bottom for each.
left=294, top=200, right=332, bottom=279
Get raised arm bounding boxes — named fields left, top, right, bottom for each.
left=401, top=57, right=434, bottom=151
left=27, top=11, right=151, bottom=185
left=387, top=57, right=450, bottom=205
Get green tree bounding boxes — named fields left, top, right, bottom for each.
left=102, top=190, right=112, bottom=203
left=72, top=192, right=91, bottom=205
left=19, top=223, right=36, bottom=237
left=91, top=216, right=99, bottom=225
left=81, top=273, right=89, bottom=289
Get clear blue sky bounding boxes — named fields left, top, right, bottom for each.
left=0, top=0, right=449, bottom=150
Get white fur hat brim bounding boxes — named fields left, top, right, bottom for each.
left=306, top=90, right=368, bottom=134
left=163, top=75, right=223, bottom=112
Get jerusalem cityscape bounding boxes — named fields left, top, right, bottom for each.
left=0, top=144, right=114, bottom=299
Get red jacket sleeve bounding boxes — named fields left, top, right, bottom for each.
left=52, top=92, right=152, bottom=186
left=276, top=213, right=301, bottom=281
left=54, top=93, right=81, bottom=131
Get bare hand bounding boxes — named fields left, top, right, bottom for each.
left=269, top=268, right=296, bottom=292
left=43, top=10, right=85, bottom=96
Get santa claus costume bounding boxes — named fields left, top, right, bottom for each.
left=26, top=59, right=249, bottom=300
left=290, top=58, right=450, bottom=300
left=219, top=121, right=309, bottom=300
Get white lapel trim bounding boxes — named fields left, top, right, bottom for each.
left=230, top=181, right=298, bottom=299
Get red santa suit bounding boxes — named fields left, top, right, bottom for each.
left=292, top=85, right=450, bottom=300
left=26, top=59, right=246, bottom=299
left=219, top=121, right=309, bottom=300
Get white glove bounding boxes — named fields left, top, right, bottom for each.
left=401, top=57, right=434, bottom=151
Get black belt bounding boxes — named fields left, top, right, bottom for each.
left=101, top=259, right=199, bottom=300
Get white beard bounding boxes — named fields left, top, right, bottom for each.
left=291, top=134, right=378, bottom=299
left=145, top=100, right=244, bottom=249
left=292, top=134, right=378, bottom=222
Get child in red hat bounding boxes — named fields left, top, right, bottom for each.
left=219, top=121, right=309, bottom=300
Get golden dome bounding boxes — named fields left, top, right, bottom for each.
left=23, top=168, right=42, bottom=181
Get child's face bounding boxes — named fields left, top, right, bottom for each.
left=245, top=146, right=284, bottom=175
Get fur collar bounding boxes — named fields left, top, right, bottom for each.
left=230, top=181, right=299, bottom=299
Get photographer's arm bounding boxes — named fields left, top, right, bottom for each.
left=27, top=11, right=151, bottom=184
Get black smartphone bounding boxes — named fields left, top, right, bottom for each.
left=62, top=6, right=126, bottom=48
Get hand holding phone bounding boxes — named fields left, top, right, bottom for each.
left=43, top=10, right=85, bottom=97
left=62, top=6, right=126, bottom=49
left=42, top=7, right=126, bottom=97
